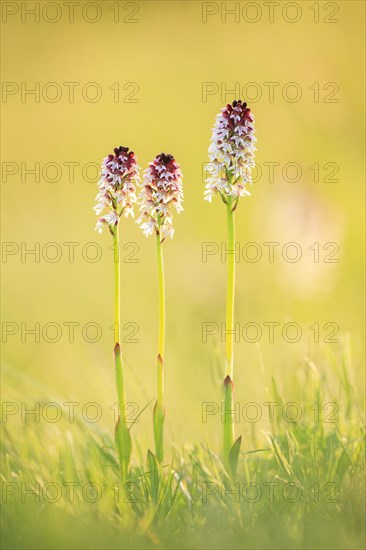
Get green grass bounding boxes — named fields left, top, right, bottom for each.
left=1, top=345, right=365, bottom=550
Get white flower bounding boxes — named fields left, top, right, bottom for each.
left=140, top=219, right=156, bottom=237
left=95, top=219, right=104, bottom=234
left=104, top=212, right=119, bottom=226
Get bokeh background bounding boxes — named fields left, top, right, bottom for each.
left=1, top=1, right=365, bottom=453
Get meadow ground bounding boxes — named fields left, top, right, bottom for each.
left=1, top=340, right=365, bottom=549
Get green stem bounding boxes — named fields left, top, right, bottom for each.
left=225, top=199, right=236, bottom=380
left=113, top=230, right=125, bottom=405
left=154, top=227, right=165, bottom=463
left=113, top=230, right=121, bottom=346
left=156, top=231, right=165, bottom=406
left=113, top=227, right=131, bottom=479
left=223, top=197, right=236, bottom=468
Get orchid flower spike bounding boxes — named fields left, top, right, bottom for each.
left=94, top=146, right=140, bottom=234
left=205, top=100, right=256, bottom=206
left=137, top=153, right=183, bottom=240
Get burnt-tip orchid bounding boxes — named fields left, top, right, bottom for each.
left=205, top=100, right=257, bottom=476
left=94, top=144, right=140, bottom=480
left=137, top=152, right=183, bottom=463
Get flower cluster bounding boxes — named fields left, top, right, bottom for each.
left=94, top=146, right=140, bottom=233
left=205, top=100, right=256, bottom=203
left=137, top=153, right=183, bottom=239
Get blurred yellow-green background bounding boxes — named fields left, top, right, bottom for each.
left=1, top=1, right=365, bottom=450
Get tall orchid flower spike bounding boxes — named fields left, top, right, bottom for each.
left=137, top=153, right=184, bottom=463
left=137, top=153, right=183, bottom=240
left=206, top=100, right=256, bottom=476
left=94, top=145, right=140, bottom=479
left=94, top=146, right=139, bottom=234
left=205, top=99, right=256, bottom=205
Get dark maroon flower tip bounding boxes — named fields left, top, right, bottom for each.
left=221, top=100, right=254, bottom=129
left=114, top=145, right=129, bottom=155
left=231, top=99, right=247, bottom=109
left=156, top=153, right=174, bottom=165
